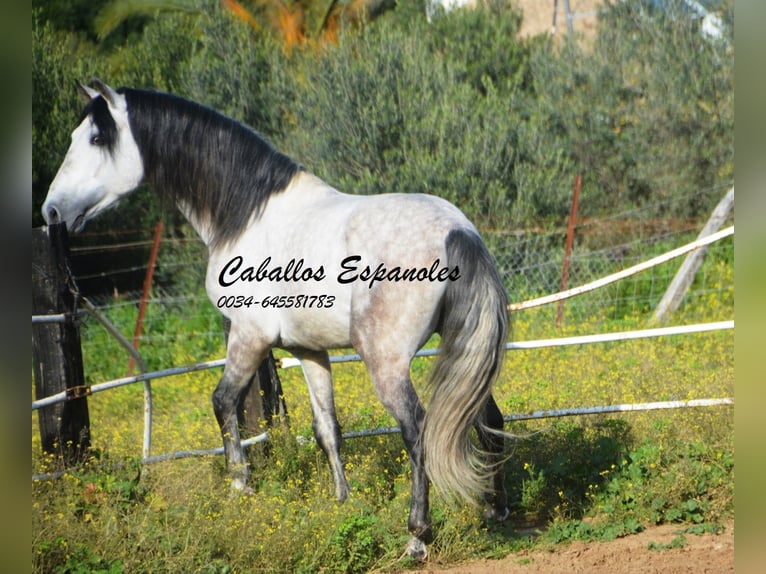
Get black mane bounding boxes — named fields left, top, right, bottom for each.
left=81, top=96, right=118, bottom=155
left=117, top=88, right=302, bottom=247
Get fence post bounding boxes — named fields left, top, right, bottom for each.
left=32, top=224, right=91, bottom=465
left=564, top=0, right=574, bottom=36
left=653, top=187, right=734, bottom=322
left=556, top=173, right=581, bottom=328
left=128, top=220, right=164, bottom=375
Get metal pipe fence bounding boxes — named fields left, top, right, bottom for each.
left=31, top=321, right=733, bottom=482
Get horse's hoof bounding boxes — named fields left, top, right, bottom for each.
left=406, top=537, right=428, bottom=561
left=484, top=505, right=510, bottom=522
left=335, top=481, right=351, bottom=503
left=230, top=478, right=254, bottom=497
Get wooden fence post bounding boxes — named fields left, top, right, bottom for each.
left=653, top=187, right=734, bottom=322
left=32, top=224, right=91, bottom=465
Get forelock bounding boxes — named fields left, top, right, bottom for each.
left=79, top=96, right=118, bottom=155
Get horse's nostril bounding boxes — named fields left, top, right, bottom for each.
left=45, top=205, right=61, bottom=224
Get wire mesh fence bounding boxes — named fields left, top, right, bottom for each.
left=493, top=223, right=732, bottom=319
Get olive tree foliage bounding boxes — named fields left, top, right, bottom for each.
left=275, top=2, right=732, bottom=230
left=273, top=5, right=559, bottom=230
left=180, top=5, right=283, bottom=140
left=523, top=0, right=734, bottom=220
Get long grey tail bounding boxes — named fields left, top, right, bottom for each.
left=422, top=228, right=509, bottom=505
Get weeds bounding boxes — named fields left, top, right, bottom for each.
left=648, top=534, right=687, bottom=551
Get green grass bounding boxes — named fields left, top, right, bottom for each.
left=32, top=268, right=733, bottom=573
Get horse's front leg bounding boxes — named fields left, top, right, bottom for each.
left=293, top=349, right=351, bottom=502
left=212, top=330, right=268, bottom=492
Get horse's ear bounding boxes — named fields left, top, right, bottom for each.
left=90, top=78, right=122, bottom=110
left=77, top=81, right=100, bottom=103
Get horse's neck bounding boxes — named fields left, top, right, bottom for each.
left=175, top=171, right=342, bottom=249
left=176, top=198, right=215, bottom=247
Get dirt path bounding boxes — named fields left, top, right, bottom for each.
left=416, top=520, right=734, bottom=573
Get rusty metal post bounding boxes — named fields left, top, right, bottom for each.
left=128, top=221, right=164, bottom=374
left=556, top=173, right=581, bottom=328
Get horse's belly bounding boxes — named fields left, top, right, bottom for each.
left=279, top=309, right=352, bottom=350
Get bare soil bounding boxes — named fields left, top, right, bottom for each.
left=416, top=519, right=734, bottom=574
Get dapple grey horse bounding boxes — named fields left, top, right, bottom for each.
left=41, top=80, right=510, bottom=559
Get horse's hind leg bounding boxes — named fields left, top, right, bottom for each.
left=294, top=349, right=350, bottom=502
left=476, top=394, right=510, bottom=521
left=363, top=356, right=431, bottom=559
left=213, top=329, right=268, bottom=492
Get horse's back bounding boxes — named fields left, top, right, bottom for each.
left=208, top=174, right=481, bottom=353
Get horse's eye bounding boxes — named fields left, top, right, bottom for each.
left=90, top=134, right=103, bottom=146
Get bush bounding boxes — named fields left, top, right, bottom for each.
left=182, top=5, right=283, bottom=139
left=424, top=0, right=529, bottom=94
left=276, top=7, right=545, bottom=229
left=524, top=0, right=734, bottom=219
left=274, top=1, right=732, bottom=231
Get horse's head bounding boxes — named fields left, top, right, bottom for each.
left=42, top=79, right=144, bottom=232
